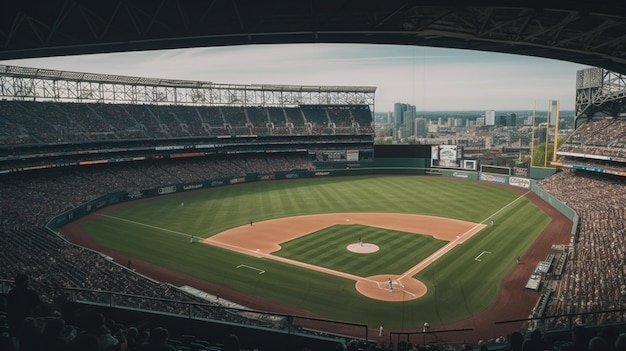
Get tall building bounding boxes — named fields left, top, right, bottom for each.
left=498, top=115, right=507, bottom=126
left=414, top=118, right=428, bottom=137
left=485, top=110, right=496, bottom=125
left=393, top=102, right=417, bottom=138
left=394, top=103, right=414, bottom=128
left=507, top=113, right=517, bottom=127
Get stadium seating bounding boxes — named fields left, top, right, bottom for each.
left=0, top=101, right=374, bottom=144
left=538, top=171, right=626, bottom=327
left=0, top=154, right=313, bottom=230
left=558, top=118, right=626, bottom=158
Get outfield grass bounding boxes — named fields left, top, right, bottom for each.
left=82, top=176, right=550, bottom=327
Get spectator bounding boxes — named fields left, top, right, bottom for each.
left=589, top=337, right=610, bottom=351
left=7, top=274, right=41, bottom=340
left=616, top=334, right=626, bottom=351
left=222, top=333, right=241, bottom=351
left=522, top=329, right=550, bottom=351
left=507, top=331, right=524, bottom=351
left=81, top=312, right=126, bottom=351
left=41, top=316, right=71, bottom=351
left=137, top=327, right=176, bottom=351
left=68, top=332, right=101, bottom=351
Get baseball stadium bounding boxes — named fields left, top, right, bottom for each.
left=2, top=2, right=626, bottom=351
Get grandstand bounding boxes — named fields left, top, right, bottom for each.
left=527, top=68, right=626, bottom=331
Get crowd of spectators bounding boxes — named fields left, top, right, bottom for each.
left=0, top=101, right=374, bottom=144
left=0, top=227, right=288, bottom=327
left=1, top=227, right=407, bottom=350
left=558, top=118, right=626, bottom=159
left=1, top=286, right=265, bottom=351
left=0, top=153, right=314, bottom=231
left=538, top=169, right=626, bottom=327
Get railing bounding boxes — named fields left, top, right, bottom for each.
left=0, top=281, right=369, bottom=342
left=496, top=308, right=626, bottom=335
left=388, top=328, right=474, bottom=348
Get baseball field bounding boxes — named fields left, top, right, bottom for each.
left=68, top=175, right=554, bottom=331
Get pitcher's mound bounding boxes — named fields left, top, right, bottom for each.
left=356, top=275, right=427, bottom=301
left=347, top=243, right=379, bottom=253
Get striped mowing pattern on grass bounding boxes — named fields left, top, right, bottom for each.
left=274, top=224, right=447, bottom=277
left=81, top=176, right=550, bottom=327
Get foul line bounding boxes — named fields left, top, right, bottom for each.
left=399, top=190, right=532, bottom=280
left=101, top=214, right=193, bottom=239
left=480, top=190, right=532, bottom=225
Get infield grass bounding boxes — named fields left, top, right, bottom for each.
left=81, top=175, right=551, bottom=327
left=274, top=224, right=448, bottom=276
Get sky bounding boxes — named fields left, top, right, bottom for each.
left=1, top=43, right=590, bottom=112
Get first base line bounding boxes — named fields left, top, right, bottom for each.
left=236, top=264, right=265, bottom=274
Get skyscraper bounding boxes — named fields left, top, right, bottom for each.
left=414, top=118, right=428, bottom=137
left=485, top=110, right=496, bottom=125
left=394, top=102, right=417, bottom=138
left=507, top=113, right=517, bottom=127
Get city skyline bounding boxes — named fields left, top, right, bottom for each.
left=1, top=43, right=589, bottom=112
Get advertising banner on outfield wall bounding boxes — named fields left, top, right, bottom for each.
left=209, top=179, right=225, bottom=187
left=509, top=176, right=531, bottom=188
left=438, top=169, right=478, bottom=180
left=229, top=177, right=245, bottom=184
left=479, top=173, right=508, bottom=184
left=182, top=183, right=203, bottom=191
left=257, top=174, right=276, bottom=181
left=157, top=185, right=178, bottom=195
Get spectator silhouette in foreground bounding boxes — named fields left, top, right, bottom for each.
left=507, top=331, right=524, bottom=351
left=82, top=312, right=127, bottom=351
left=7, top=274, right=41, bottom=340
left=615, top=333, right=626, bottom=351
left=138, top=327, right=176, bottom=351
left=222, top=333, right=241, bottom=351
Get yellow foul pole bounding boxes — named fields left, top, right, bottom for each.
left=530, top=100, right=536, bottom=167
left=543, top=100, right=552, bottom=167
left=552, top=100, right=560, bottom=162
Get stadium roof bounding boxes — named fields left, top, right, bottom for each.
left=1, top=1, right=626, bottom=74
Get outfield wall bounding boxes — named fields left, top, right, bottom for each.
left=531, top=182, right=579, bottom=237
